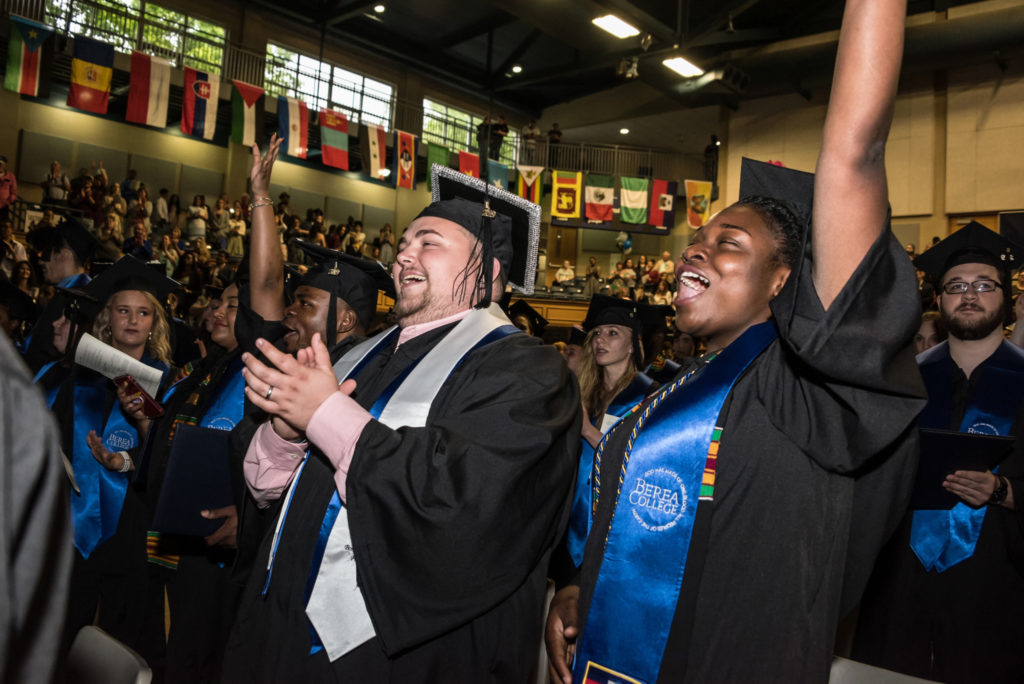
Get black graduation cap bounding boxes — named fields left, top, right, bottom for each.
left=420, top=163, right=541, bottom=301
left=31, top=216, right=99, bottom=263
left=638, top=303, right=675, bottom=336
left=914, top=221, right=1017, bottom=284
left=567, top=325, right=586, bottom=347
left=0, top=278, right=35, bottom=322
left=738, top=158, right=814, bottom=229
left=507, top=299, right=547, bottom=336
left=291, top=239, right=395, bottom=341
left=85, top=256, right=180, bottom=305
left=583, top=294, right=643, bottom=368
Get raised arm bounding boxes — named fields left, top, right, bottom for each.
left=812, top=0, right=907, bottom=309
left=248, top=134, right=285, bottom=322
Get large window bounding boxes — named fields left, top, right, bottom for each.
left=264, top=43, right=393, bottom=127
left=422, top=98, right=519, bottom=166
left=44, top=0, right=227, bottom=73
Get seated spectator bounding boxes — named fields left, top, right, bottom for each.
left=556, top=259, right=576, bottom=285
left=0, top=155, right=17, bottom=223
left=11, top=260, right=37, bottom=300
left=69, top=176, right=102, bottom=229
left=155, top=234, right=180, bottom=276
left=345, top=220, right=366, bottom=256
left=1, top=219, right=27, bottom=278
left=122, top=219, right=153, bottom=260
left=650, top=276, right=673, bottom=306
left=94, top=213, right=124, bottom=262
left=913, top=310, right=946, bottom=354
left=103, top=181, right=128, bottom=222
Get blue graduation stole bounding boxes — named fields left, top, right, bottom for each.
left=910, top=341, right=1024, bottom=572
left=573, top=322, right=777, bottom=684
left=39, top=358, right=167, bottom=558
left=199, top=354, right=247, bottom=431
left=567, top=373, right=657, bottom=566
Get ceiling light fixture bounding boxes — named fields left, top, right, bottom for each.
left=592, top=14, right=640, bottom=39
left=662, top=56, right=704, bottom=78
left=619, top=128, right=630, bottom=135
left=373, top=4, right=385, bottom=13
left=512, top=64, right=522, bottom=74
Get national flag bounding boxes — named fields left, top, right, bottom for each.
left=277, top=96, right=309, bottom=159
left=4, top=16, right=54, bottom=97
left=585, top=173, right=614, bottom=222
left=426, top=143, right=450, bottom=190
left=685, top=179, right=713, bottom=228
left=620, top=177, right=649, bottom=224
left=515, top=165, right=543, bottom=203
left=551, top=171, right=582, bottom=219
left=67, top=35, right=113, bottom=114
left=487, top=160, right=508, bottom=190
left=319, top=108, right=349, bottom=170
left=394, top=130, right=416, bottom=189
left=458, top=150, right=479, bottom=178
left=230, top=80, right=265, bottom=147
left=181, top=67, right=220, bottom=140
left=125, top=51, right=170, bottom=128
left=649, top=179, right=679, bottom=228
left=361, top=123, right=389, bottom=180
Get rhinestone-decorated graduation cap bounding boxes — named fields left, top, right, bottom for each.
left=291, top=239, right=395, bottom=343
left=86, top=256, right=180, bottom=305
left=420, top=163, right=541, bottom=304
left=914, top=221, right=1018, bottom=284
left=508, top=299, right=548, bottom=337
left=583, top=293, right=643, bottom=368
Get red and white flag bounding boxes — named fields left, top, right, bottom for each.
left=362, top=123, right=389, bottom=180
left=126, top=51, right=170, bottom=128
left=277, top=96, right=309, bottom=159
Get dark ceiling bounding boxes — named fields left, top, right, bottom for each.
left=248, top=0, right=1024, bottom=117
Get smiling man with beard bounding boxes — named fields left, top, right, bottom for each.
left=854, top=221, right=1024, bottom=683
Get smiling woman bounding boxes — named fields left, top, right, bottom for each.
left=546, top=1, right=929, bottom=682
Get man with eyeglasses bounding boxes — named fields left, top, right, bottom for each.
left=854, top=221, right=1024, bottom=682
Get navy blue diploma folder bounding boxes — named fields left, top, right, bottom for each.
left=151, top=424, right=235, bottom=536
left=910, top=428, right=1015, bottom=510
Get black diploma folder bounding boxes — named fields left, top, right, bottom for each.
left=151, top=424, right=235, bottom=536
left=910, top=428, right=1015, bottom=510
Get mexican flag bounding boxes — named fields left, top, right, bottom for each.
left=584, top=173, right=614, bottom=222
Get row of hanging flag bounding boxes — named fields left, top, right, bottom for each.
left=6, top=15, right=710, bottom=227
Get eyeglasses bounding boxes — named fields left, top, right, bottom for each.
left=941, top=279, right=1002, bottom=295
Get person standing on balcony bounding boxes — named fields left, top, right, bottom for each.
left=490, top=115, right=509, bottom=160
left=522, top=119, right=541, bottom=162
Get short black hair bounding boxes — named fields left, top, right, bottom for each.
left=734, top=195, right=803, bottom=269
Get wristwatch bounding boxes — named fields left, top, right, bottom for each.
left=989, top=474, right=1008, bottom=506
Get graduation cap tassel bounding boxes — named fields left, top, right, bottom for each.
left=477, top=200, right=496, bottom=309
left=327, top=291, right=338, bottom=348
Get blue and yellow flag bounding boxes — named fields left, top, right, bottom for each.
left=67, top=35, right=113, bottom=114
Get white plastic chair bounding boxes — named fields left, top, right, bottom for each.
left=65, top=625, right=152, bottom=684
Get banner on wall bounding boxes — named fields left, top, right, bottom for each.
left=426, top=143, right=450, bottom=190
left=319, top=108, right=349, bottom=170
left=181, top=66, right=220, bottom=140
left=362, top=123, right=389, bottom=181
left=515, top=165, right=543, bottom=204
left=684, top=179, right=713, bottom=228
left=277, top=96, right=309, bottom=159
left=551, top=171, right=582, bottom=219
left=649, top=179, right=678, bottom=229
left=67, top=35, right=113, bottom=114
left=4, top=16, right=54, bottom=97
left=126, top=51, right=170, bottom=128
left=230, top=80, right=265, bottom=147
left=584, top=173, right=614, bottom=222
left=619, top=177, right=649, bottom=224
left=394, top=130, right=416, bottom=189
left=458, top=150, right=479, bottom=178
left=487, top=160, right=508, bottom=189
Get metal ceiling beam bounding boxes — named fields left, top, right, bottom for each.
left=489, top=28, right=541, bottom=83
left=434, top=12, right=518, bottom=49
left=323, top=1, right=379, bottom=27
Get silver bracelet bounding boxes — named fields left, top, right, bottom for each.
left=118, top=451, right=133, bottom=473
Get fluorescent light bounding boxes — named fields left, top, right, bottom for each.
left=662, top=56, right=704, bottom=77
left=373, top=4, right=385, bottom=13
left=592, top=14, right=640, bottom=39
left=511, top=64, right=522, bottom=74
left=619, top=128, right=629, bottom=135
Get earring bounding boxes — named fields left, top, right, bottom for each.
left=148, top=331, right=152, bottom=340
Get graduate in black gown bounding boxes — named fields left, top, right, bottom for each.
left=545, top=1, right=926, bottom=681
left=853, top=223, right=1024, bottom=683
left=34, top=256, right=177, bottom=656
left=224, top=165, right=581, bottom=682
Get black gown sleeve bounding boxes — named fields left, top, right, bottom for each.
left=344, top=337, right=582, bottom=655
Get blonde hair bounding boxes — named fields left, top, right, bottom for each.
left=577, top=328, right=638, bottom=418
left=93, top=290, right=172, bottom=365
